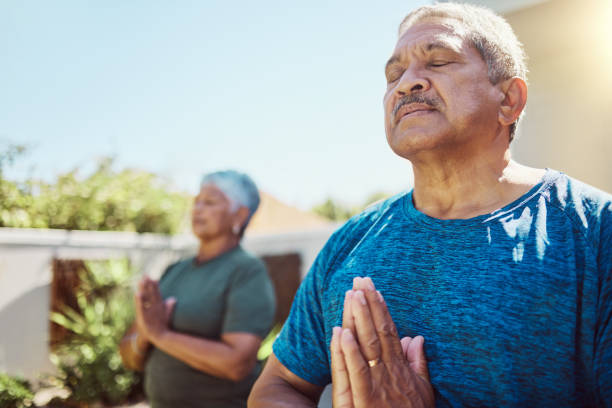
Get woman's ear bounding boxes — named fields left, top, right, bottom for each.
left=498, top=76, right=527, bottom=127
left=233, top=207, right=251, bottom=232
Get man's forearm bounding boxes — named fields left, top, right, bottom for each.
left=248, top=354, right=323, bottom=408
left=248, top=377, right=318, bottom=408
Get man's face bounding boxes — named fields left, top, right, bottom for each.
left=383, top=18, right=502, bottom=159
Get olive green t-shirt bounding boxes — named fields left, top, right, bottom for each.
left=144, top=246, right=276, bottom=408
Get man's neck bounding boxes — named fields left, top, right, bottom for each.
left=411, top=149, right=545, bottom=220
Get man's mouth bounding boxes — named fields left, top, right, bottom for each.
left=394, top=103, right=436, bottom=124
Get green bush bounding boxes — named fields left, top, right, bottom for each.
left=49, top=259, right=141, bottom=406
left=0, top=150, right=191, bottom=234
left=0, top=373, right=33, bottom=408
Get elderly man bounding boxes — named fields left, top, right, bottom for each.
left=249, top=3, right=612, bottom=407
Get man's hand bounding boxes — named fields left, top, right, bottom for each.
left=134, top=276, right=176, bottom=343
left=330, top=277, right=434, bottom=408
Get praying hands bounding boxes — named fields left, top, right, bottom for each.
left=330, top=277, right=435, bottom=408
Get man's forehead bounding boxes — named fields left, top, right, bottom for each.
left=393, top=18, right=466, bottom=55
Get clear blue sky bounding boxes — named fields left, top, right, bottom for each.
left=1, top=0, right=433, bottom=209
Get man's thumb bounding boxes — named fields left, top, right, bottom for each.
left=406, top=335, right=430, bottom=382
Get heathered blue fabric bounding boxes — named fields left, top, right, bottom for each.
left=273, top=170, right=612, bottom=407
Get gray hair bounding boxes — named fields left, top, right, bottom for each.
left=200, top=170, right=260, bottom=232
left=399, top=2, right=527, bottom=141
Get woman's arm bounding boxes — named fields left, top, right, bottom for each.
left=149, top=329, right=262, bottom=381
left=248, top=353, right=324, bottom=407
left=118, top=321, right=150, bottom=371
left=134, top=275, right=266, bottom=381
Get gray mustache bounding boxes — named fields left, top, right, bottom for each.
left=392, top=94, right=440, bottom=119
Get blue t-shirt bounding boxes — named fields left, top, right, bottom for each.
left=273, top=170, right=612, bottom=407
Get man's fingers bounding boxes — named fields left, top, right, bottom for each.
left=406, top=335, right=431, bottom=382
left=351, top=290, right=382, bottom=362
left=331, top=327, right=353, bottom=408
left=340, top=328, right=372, bottom=403
left=363, top=285, right=404, bottom=362
left=342, top=290, right=356, bottom=332
left=400, top=336, right=413, bottom=358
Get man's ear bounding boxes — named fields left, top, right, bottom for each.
left=498, top=77, right=527, bottom=127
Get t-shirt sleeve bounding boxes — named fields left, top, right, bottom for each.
left=272, top=249, right=330, bottom=386
left=222, top=259, right=276, bottom=339
left=272, top=206, right=386, bottom=386
left=595, top=202, right=612, bottom=406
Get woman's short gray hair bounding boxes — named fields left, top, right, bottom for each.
left=200, top=170, right=260, bottom=229
left=399, top=2, right=527, bottom=141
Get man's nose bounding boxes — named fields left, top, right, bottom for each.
left=395, top=66, right=430, bottom=96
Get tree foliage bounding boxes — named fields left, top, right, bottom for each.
left=311, top=191, right=391, bottom=222
left=0, top=146, right=190, bottom=234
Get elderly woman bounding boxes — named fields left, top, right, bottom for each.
left=120, top=170, right=276, bottom=408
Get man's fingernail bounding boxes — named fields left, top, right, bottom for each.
left=345, top=289, right=353, bottom=299
left=376, top=290, right=384, bottom=303
left=355, top=290, right=366, bottom=305
left=353, top=276, right=361, bottom=287
left=363, top=277, right=375, bottom=291
left=333, top=326, right=341, bottom=337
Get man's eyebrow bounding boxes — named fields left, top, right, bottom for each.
left=385, top=39, right=461, bottom=71
left=425, top=39, right=461, bottom=53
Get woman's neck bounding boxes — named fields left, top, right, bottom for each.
left=196, top=234, right=240, bottom=263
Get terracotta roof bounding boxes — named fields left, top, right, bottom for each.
left=246, top=192, right=332, bottom=235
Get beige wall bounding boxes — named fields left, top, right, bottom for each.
left=508, top=0, right=612, bottom=193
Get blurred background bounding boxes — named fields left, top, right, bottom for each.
left=1, top=0, right=611, bottom=406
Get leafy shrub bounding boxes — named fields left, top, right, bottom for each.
left=0, top=152, right=191, bottom=234
left=49, top=259, right=142, bottom=406
left=257, top=323, right=281, bottom=362
left=0, top=373, right=33, bottom=408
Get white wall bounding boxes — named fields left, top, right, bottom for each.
left=0, top=226, right=336, bottom=381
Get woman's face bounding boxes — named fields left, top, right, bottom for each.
left=191, top=183, right=238, bottom=241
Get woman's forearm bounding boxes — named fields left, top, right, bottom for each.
left=119, top=325, right=150, bottom=371
left=150, top=330, right=258, bottom=381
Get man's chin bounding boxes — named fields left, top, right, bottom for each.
left=388, top=128, right=437, bottom=151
